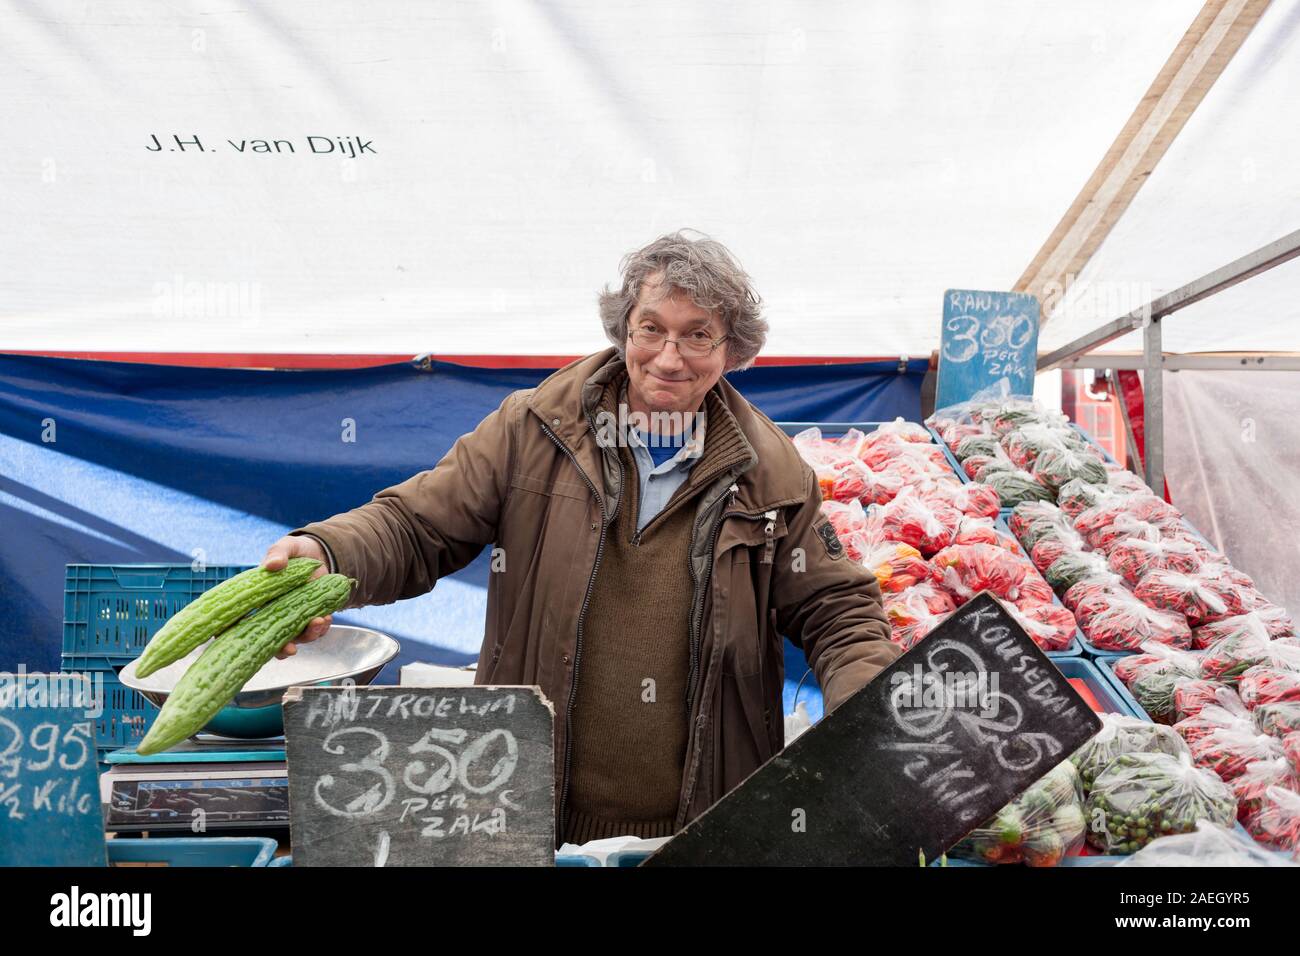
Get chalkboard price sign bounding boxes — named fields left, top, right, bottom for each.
left=0, top=672, right=107, bottom=867
left=935, top=288, right=1041, bottom=409
left=644, top=592, right=1101, bottom=866
left=284, top=685, right=555, bottom=867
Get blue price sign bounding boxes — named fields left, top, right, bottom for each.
left=935, top=289, right=1041, bottom=410
left=0, top=673, right=107, bottom=866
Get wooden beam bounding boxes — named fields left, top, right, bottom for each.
left=1016, top=0, right=1272, bottom=321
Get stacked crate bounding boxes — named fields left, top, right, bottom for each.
left=60, top=563, right=249, bottom=761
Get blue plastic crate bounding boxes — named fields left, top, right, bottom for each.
left=607, top=849, right=655, bottom=867
left=107, top=836, right=277, bottom=867
left=1051, top=656, right=1145, bottom=720
left=924, top=423, right=970, bottom=481
left=1092, top=655, right=1157, bottom=722
left=1076, top=630, right=1139, bottom=659
left=63, top=563, right=251, bottom=660
left=59, top=656, right=155, bottom=751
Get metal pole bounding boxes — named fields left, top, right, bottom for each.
left=1037, top=227, right=1300, bottom=372
left=1052, top=352, right=1300, bottom=371
left=1143, top=317, right=1164, bottom=493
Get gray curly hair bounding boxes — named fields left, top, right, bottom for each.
left=598, top=229, right=768, bottom=371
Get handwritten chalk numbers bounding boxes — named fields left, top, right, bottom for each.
left=0, top=719, right=91, bottom=778
left=944, top=313, right=1033, bottom=372
left=286, top=687, right=554, bottom=866
left=942, top=315, right=981, bottom=363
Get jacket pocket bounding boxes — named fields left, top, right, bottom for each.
left=509, top=472, right=590, bottom=501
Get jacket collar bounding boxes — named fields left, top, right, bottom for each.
left=526, top=349, right=808, bottom=514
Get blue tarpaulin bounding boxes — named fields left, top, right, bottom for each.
left=0, top=352, right=923, bottom=711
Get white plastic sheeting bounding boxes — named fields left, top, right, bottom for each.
left=1042, top=0, right=1300, bottom=354
left=0, top=0, right=1202, bottom=356
left=1163, top=369, right=1300, bottom=615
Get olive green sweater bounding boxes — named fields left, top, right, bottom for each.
left=562, top=378, right=752, bottom=845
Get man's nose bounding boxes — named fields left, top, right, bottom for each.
left=653, top=342, right=686, bottom=371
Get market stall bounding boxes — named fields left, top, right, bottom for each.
left=4, top=0, right=1300, bottom=888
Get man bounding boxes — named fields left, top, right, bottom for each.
left=261, top=230, right=899, bottom=846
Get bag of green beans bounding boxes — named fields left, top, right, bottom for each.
left=1084, top=751, right=1237, bottom=854
left=1070, top=713, right=1188, bottom=794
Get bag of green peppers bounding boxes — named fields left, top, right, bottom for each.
left=1044, top=550, right=1110, bottom=592
left=984, top=469, right=1054, bottom=508
left=1254, top=701, right=1300, bottom=739
left=1121, top=643, right=1204, bottom=724
left=952, top=760, right=1086, bottom=866
left=1031, top=443, right=1109, bottom=493
left=1070, top=713, right=1188, bottom=794
left=954, top=434, right=1004, bottom=461
left=1084, top=751, right=1237, bottom=854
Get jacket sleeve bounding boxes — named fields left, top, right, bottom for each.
left=288, top=391, right=521, bottom=608
left=770, top=466, right=901, bottom=713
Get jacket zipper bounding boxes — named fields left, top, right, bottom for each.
left=538, top=415, right=623, bottom=838
left=681, top=486, right=743, bottom=712
left=631, top=475, right=687, bottom=546
left=687, top=501, right=783, bottom=710
left=680, top=497, right=784, bottom=818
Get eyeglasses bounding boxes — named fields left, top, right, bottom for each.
left=629, top=328, right=728, bottom=358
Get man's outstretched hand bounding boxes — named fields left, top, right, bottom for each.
left=261, top=535, right=333, bottom=660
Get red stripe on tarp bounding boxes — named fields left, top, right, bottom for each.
left=0, top=350, right=903, bottom=370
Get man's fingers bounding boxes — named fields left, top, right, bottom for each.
left=276, top=617, right=331, bottom=661
left=261, top=547, right=288, bottom=571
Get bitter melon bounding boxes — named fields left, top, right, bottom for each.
left=135, top=573, right=354, bottom=755
left=134, top=559, right=321, bottom=678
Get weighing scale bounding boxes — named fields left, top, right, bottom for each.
left=101, top=735, right=290, bottom=832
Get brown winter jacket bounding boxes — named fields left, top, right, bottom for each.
left=291, top=348, right=899, bottom=836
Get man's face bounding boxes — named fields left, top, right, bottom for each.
left=624, top=274, right=729, bottom=418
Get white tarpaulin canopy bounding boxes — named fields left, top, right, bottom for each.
left=2, top=0, right=1236, bottom=358
left=1042, top=0, right=1300, bottom=354
left=3, top=4, right=1299, bottom=627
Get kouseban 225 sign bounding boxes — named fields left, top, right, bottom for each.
left=935, top=289, right=1041, bottom=409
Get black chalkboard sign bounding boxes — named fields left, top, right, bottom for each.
left=643, top=592, right=1102, bottom=866
left=284, top=685, right=554, bottom=866
left=0, top=673, right=107, bottom=867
